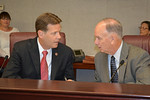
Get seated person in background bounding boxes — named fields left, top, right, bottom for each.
left=0, top=11, right=19, bottom=57
left=94, top=18, right=150, bottom=84
left=2, top=12, right=75, bottom=81
left=139, top=21, right=150, bottom=36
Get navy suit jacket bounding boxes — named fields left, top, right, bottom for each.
left=2, top=37, right=75, bottom=80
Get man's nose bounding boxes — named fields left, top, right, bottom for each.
left=57, top=33, right=61, bottom=40
left=95, top=39, right=98, bottom=45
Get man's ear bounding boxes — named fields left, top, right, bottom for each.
left=110, top=33, right=116, bottom=44
left=38, top=30, right=44, bottom=38
left=109, top=33, right=115, bottom=41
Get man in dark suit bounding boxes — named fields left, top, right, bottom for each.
left=2, top=13, right=75, bottom=81
left=94, top=18, right=150, bottom=84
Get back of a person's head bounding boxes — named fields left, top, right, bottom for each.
left=0, top=11, right=11, bottom=20
left=35, top=12, right=62, bottom=33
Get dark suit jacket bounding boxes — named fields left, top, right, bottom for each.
left=2, top=37, right=75, bottom=80
left=95, top=42, right=150, bottom=84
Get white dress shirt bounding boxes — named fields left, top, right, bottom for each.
left=108, top=41, right=123, bottom=78
left=37, top=38, right=52, bottom=80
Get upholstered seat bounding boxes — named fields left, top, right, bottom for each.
left=123, top=35, right=150, bottom=54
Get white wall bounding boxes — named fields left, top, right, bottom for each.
left=1, top=0, right=150, bottom=56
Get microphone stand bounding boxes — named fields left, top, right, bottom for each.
left=109, top=60, right=125, bottom=83
left=0, top=55, right=8, bottom=77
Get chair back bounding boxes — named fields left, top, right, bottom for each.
left=123, top=35, right=150, bottom=54
left=10, top=32, right=66, bottom=54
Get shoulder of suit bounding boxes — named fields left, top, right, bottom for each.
left=95, top=52, right=107, bottom=59
left=58, top=43, right=72, bottom=51
left=124, top=42, right=149, bottom=55
left=14, top=37, right=37, bottom=47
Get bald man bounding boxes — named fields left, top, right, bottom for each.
left=94, top=18, right=150, bottom=84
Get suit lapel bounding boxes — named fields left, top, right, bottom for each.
left=28, top=37, right=41, bottom=77
left=118, top=42, right=129, bottom=83
left=51, top=48, right=59, bottom=80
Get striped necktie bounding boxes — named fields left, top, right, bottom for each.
left=111, top=56, right=118, bottom=83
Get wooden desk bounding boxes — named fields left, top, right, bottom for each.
left=0, top=78, right=150, bottom=100
left=73, top=63, right=95, bottom=78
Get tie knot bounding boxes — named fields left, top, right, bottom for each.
left=42, top=51, right=48, bottom=56
left=111, top=56, right=115, bottom=60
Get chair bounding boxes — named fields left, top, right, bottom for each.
left=9, top=32, right=66, bottom=54
left=123, top=35, right=150, bottom=54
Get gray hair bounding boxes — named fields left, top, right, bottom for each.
left=102, top=18, right=123, bottom=37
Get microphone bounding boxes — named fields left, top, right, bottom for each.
left=109, top=60, right=125, bottom=83
left=0, top=55, right=8, bottom=71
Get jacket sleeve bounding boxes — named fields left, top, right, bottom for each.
left=2, top=43, right=22, bottom=79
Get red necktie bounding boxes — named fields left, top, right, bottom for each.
left=41, top=51, right=48, bottom=80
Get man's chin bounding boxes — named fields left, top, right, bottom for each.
left=100, top=50, right=104, bottom=53
left=100, top=50, right=106, bottom=53
left=99, top=48, right=103, bottom=52
left=52, top=44, right=58, bottom=48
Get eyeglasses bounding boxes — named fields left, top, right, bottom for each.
left=139, top=27, right=148, bottom=30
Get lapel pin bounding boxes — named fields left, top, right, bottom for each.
left=55, top=52, right=58, bottom=56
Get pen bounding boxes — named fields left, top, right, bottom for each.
left=64, top=76, right=67, bottom=81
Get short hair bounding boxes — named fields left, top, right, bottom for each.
left=0, top=11, right=11, bottom=20
left=35, top=12, right=62, bottom=33
left=102, top=18, right=123, bottom=37
left=141, top=21, right=150, bottom=31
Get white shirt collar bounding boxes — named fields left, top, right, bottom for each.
left=113, top=41, right=123, bottom=63
left=37, top=38, right=52, bottom=60
left=108, top=41, right=123, bottom=78
left=108, top=41, right=123, bottom=67
left=37, top=37, right=52, bottom=80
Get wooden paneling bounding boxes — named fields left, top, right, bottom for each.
left=0, top=78, right=150, bottom=100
